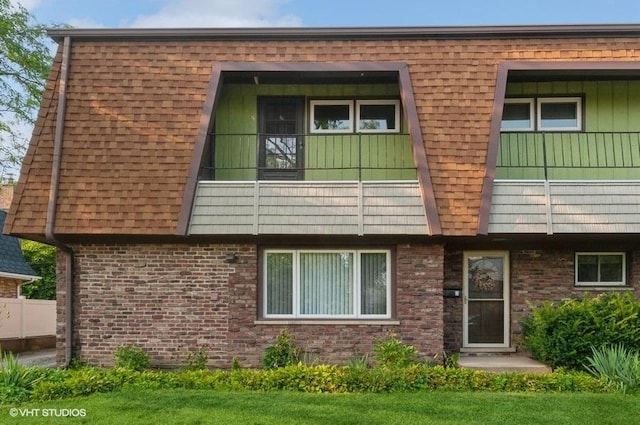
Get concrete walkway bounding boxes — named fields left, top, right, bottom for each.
left=458, top=354, right=552, bottom=373
left=16, top=348, right=57, bottom=368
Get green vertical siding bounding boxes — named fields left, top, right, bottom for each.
left=499, top=80, right=640, bottom=179
left=213, top=83, right=415, bottom=181
left=505, top=80, right=640, bottom=131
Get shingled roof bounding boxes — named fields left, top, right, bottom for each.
left=5, top=25, right=640, bottom=239
left=0, top=211, right=38, bottom=279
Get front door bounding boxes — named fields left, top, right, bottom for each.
left=463, top=251, right=510, bottom=348
left=258, top=96, right=304, bottom=180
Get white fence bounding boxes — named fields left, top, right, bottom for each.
left=0, top=298, right=56, bottom=339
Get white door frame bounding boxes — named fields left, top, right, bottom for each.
left=462, top=251, right=510, bottom=349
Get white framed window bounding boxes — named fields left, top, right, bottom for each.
left=263, top=249, right=391, bottom=319
left=356, top=100, right=401, bottom=133
left=575, top=252, right=626, bottom=286
left=537, top=97, right=582, bottom=131
left=310, top=100, right=353, bottom=133
left=501, top=98, right=534, bottom=131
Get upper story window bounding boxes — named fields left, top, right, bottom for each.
left=310, top=99, right=400, bottom=134
left=310, top=100, right=353, bottom=133
left=357, top=100, right=401, bottom=133
left=575, top=252, right=626, bottom=286
left=538, top=97, right=582, bottom=131
left=263, top=249, right=391, bottom=319
left=501, top=99, right=534, bottom=131
left=501, top=96, right=582, bottom=132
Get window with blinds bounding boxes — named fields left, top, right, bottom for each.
left=263, top=250, right=391, bottom=319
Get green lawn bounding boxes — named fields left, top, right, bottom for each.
left=4, top=389, right=639, bottom=425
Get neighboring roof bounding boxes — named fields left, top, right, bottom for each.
left=5, top=24, right=640, bottom=238
left=0, top=211, right=38, bottom=279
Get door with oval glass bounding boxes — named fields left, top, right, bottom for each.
left=463, top=251, right=510, bottom=348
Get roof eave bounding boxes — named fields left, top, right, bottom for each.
left=0, top=271, right=40, bottom=281
left=47, top=24, right=640, bottom=42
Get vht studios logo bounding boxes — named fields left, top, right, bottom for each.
left=9, top=408, right=87, bottom=418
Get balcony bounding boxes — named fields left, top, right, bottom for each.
left=497, top=132, right=640, bottom=180
left=490, top=131, right=640, bottom=234
left=190, top=133, right=430, bottom=236
left=199, top=133, right=417, bottom=182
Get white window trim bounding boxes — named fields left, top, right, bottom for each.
left=537, top=97, right=582, bottom=131
left=309, top=100, right=354, bottom=134
left=501, top=98, right=534, bottom=131
left=575, top=252, right=626, bottom=287
left=356, top=99, right=401, bottom=133
left=263, top=249, right=391, bottom=319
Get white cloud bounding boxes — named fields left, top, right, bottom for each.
left=127, top=0, right=302, bottom=28
left=10, top=0, right=42, bottom=10
left=67, top=17, right=105, bottom=29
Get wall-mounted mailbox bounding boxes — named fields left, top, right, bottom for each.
left=443, top=289, right=462, bottom=298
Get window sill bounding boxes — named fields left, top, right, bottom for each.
left=573, top=286, right=633, bottom=291
left=255, top=319, right=400, bottom=326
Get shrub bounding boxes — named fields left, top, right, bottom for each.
left=113, top=345, right=151, bottom=371
left=262, top=330, right=301, bottom=369
left=584, top=344, right=640, bottom=394
left=521, top=292, right=640, bottom=370
left=30, top=363, right=613, bottom=401
left=372, top=332, right=417, bottom=368
left=183, top=347, right=209, bottom=371
left=231, top=356, right=242, bottom=371
left=0, top=352, right=47, bottom=402
left=348, top=354, right=370, bottom=370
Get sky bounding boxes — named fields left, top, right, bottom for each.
left=16, top=0, right=640, bottom=29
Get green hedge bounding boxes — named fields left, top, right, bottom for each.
left=29, top=364, right=612, bottom=402
left=521, top=292, right=640, bottom=370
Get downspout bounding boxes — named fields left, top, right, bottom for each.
left=17, top=276, right=40, bottom=299
left=45, top=36, right=74, bottom=367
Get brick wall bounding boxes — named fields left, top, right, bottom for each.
left=57, top=243, right=254, bottom=367
left=0, top=277, right=18, bottom=298
left=443, top=247, right=640, bottom=353
left=510, top=249, right=639, bottom=343
left=58, top=242, right=445, bottom=368
left=443, top=249, right=463, bottom=353
left=230, top=243, right=445, bottom=366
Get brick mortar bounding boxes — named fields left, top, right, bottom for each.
left=57, top=242, right=445, bottom=368
left=0, top=277, right=18, bottom=298
left=443, top=248, right=640, bottom=353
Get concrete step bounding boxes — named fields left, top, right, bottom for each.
left=457, top=354, right=552, bottom=373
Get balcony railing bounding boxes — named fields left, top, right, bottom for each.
left=497, top=132, right=640, bottom=180
left=199, top=133, right=417, bottom=181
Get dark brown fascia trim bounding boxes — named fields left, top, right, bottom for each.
left=477, top=62, right=509, bottom=235
left=44, top=36, right=75, bottom=368
left=47, top=24, right=640, bottom=42
left=207, top=61, right=408, bottom=72
left=398, top=65, right=441, bottom=235
left=176, top=64, right=223, bottom=236
left=45, top=36, right=71, bottom=242
left=176, top=61, right=441, bottom=236
left=503, top=60, right=640, bottom=72
left=477, top=60, right=640, bottom=235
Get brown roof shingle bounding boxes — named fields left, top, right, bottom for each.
left=6, top=29, right=640, bottom=238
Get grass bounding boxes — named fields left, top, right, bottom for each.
left=4, top=389, right=639, bottom=424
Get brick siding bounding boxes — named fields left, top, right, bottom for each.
left=57, top=242, right=444, bottom=368
left=443, top=248, right=640, bottom=353
left=0, top=277, right=18, bottom=298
